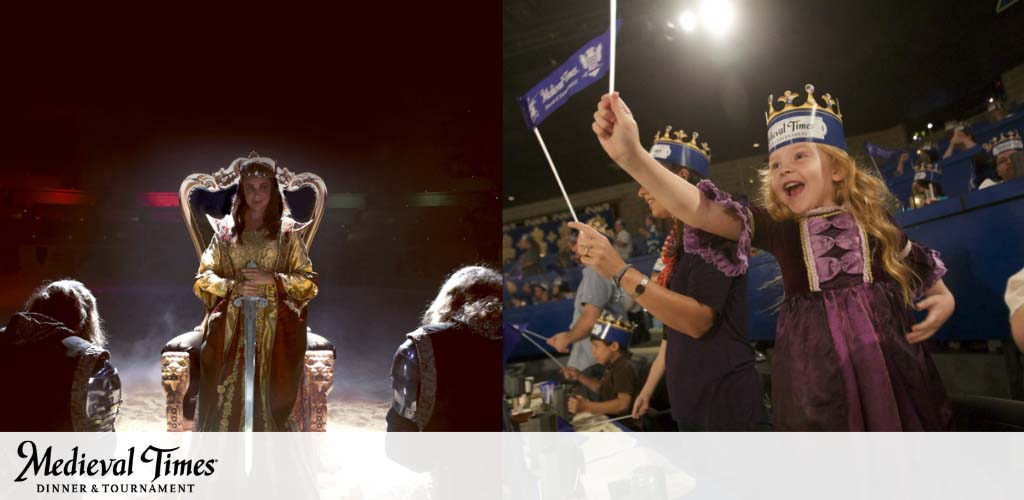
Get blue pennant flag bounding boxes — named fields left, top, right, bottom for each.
left=864, top=142, right=903, bottom=161
left=517, top=22, right=620, bottom=129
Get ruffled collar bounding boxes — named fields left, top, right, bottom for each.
left=800, top=204, right=847, bottom=219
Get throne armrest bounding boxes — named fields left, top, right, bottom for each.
left=162, top=327, right=203, bottom=354
left=305, top=329, right=335, bottom=354
left=161, top=327, right=202, bottom=432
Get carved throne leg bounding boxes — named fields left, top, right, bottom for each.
left=161, top=352, right=192, bottom=432
left=300, top=351, right=334, bottom=432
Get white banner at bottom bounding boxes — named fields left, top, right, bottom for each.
left=1, top=432, right=1022, bottom=499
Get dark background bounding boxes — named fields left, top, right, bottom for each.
left=0, top=5, right=500, bottom=405
left=503, top=0, right=1024, bottom=205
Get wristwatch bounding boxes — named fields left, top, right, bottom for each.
left=630, top=274, right=650, bottom=299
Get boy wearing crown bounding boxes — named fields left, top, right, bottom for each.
left=560, top=316, right=639, bottom=430
left=980, top=130, right=1023, bottom=189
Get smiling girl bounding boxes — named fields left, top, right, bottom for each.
left=590, top=86, right=953, bottom=431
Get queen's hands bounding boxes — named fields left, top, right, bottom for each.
left=242, top=268, right=276, bottom=285
left=593, top=92, right=644, bottom=168
left=238, top=268, right=275, bottom=296
left=568, top=221, right=626, bottom=280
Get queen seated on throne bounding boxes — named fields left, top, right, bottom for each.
left=161, top=152, right=335, bottom=431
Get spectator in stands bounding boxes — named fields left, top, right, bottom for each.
left=516, top=282, right=534, bottom=307
left=980, top=130, right=1023, bottom=189
left=516, top=234, right=543, bottom=275
left=0, top=279, right=120, bottom=431
left=638, top=215, right=662, bottom=255
left=504, top=278, right=524, bottom=308
left=547, top=218, right=626, bottom=381
left=911, top=180, right=944, bottom=206
left=561, top=319, right=640, bottom=430
left=1008, top=267, right=1024, bottom=351
left=531, top=282, right=550, bottom=304
left=502, top=233, right=516, bottom=266
left=557, top=231, right=577, bottom=269
left=613, top=219, right=633, bottom=259
left=943, top=126, right=979, bottom=159
left=547, top=279, right=564, bottom=301
left=573, top=126, right=769, bottom=431
left=943, top=123, right=1000, bottom=189
left=987, top=99, right=1013, bottom=124
left=910, top=145, right=945, bottom=207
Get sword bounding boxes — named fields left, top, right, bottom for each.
left=232, top=260, right=267, bottom=475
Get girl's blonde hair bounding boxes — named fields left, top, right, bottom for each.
left=758, top=144, right=919, bottom=305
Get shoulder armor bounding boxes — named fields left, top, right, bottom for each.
left=70, top=348, right=120, bottom=432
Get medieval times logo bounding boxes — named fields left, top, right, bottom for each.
left=579, top=43, right=603, bottom=78
left=13, top=440, right=217, bottom=495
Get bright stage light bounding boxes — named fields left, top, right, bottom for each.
left=927, top=122, right=933, bottom=130
left=678, top=10, right=697, bottom=32
left=699, top=0, right=735, bottom=36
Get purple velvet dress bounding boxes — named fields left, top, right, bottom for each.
left=684, top=180, right=952, bottom=431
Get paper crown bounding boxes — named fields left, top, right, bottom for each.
left=987, top=130, right=1023, bottom=157
left=590, top=313, right=635, bottom=348
left=648, top=126, right=712, bottom=177
left=765, top=83, right=846, bottom=153
left=238, top=151, right=277, bottom=178
left=944, top=120, right=967, bottom=133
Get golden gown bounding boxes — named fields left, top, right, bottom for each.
left=193, top=218, right=318, bottom=431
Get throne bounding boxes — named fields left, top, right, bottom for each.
left=160, top=158, right=335, bottom=431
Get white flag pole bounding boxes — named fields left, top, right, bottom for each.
left=609, top=0, right=617, bottom=94
left=532, top=126, right=579, bottom=222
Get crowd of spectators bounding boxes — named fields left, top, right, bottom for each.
left=504, top=216, right=667, bottom=308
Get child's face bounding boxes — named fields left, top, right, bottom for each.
left=768, top=143, right=842, bottom=215
left=590, top=338, right=615, bottom=365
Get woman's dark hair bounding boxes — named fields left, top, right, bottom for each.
left=230, top=166, right=289, bottom=240
left=664, top=166, right=706, bottom=265
left=422, top=265, right=502, bottom=337
left=24, top=279, right=105, bottom=347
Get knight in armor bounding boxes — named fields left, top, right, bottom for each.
left=194, top=153, right=319, bottom=431
left=387, top=265, right=503, bottom=431
left=0, top=280, right=120, bottom=431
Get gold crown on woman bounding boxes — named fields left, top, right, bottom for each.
left=985, top=130, right=1023, bottom=154
left=652, top=127, right=712, bottom=158
left=238, top=151, right=277, bottom=178
left=766, top=83, right=843, bottom=124
left=598, top=312, right=636, bottom=332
